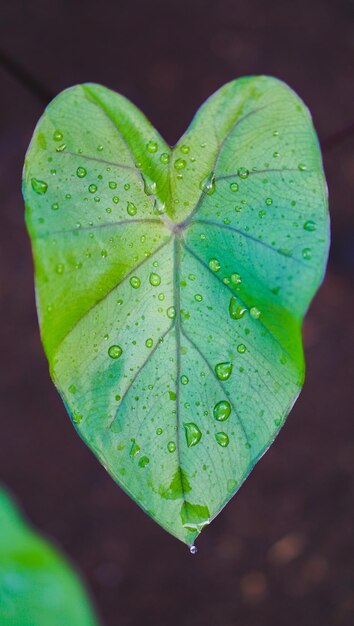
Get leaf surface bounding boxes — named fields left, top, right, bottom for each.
left=0, top=487, right=99, bottom=625
left=23, top=77, right=329, bottom=544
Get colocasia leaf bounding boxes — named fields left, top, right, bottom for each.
left=23, top=78, right=329, bottom=545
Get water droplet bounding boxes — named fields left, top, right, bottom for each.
left=113, top=196, right=119, bottom=204
left=89, top=184, right=97, bottom=193
left=109, top=181, right=117, bottom=189
left=215, top=362, right=233, bottom=380
left=153, top=197, right=165, bottom=215
left=167, top=306, right=176, bottom=319
left=238, top=167, right=249, bottom=179
left=160, top=152, right=170, bottom=164
left=298, top=163, right=307, bottom=171
left=194, top=294, right=203, bottom=302
left=304, top=220, right=316, bottom=232
left=145, top=338, right=153, bottom=348
left=174, top=158, right=186, bottom=170
left=76, top=166, right=87, bottom=178
left=209, top=258, right=220, bottom=272
left=97, top=145, right=103, bottom=152
left=231, top=273, right=242, bottom=285
left=273, top=151, right=279, bottom=158
left=215, top=432, right=229, bottom=447
left=139, top=455, right=150, bottom=468
left=51, top=202, right=59, bottom=211
left=167, top=441, right=176, bottom=453
left=56, top=143, right=67, bottom=152
left=190, top=545, right=197, bottom=555
left=142, top=173, right=157, bottom=196
left=130, top=439, right=140, bottom=457
left=124, top=183, right=130, bottom=190
left=56, top=263, right=64, bottom=274
left=229, top=296, right=246, bottom=319
left=180, top=145, right=190, bottom=154
left=213, top=400, right=231, bottom=421
left=237, top=343, right=246, bottom=354
left=184, top=422, right=202, bottom=447
left=181, top=375, right=189, bottom=385
left=302, top=247, right=312, bottom=260
left=200, top=171, right=215, bottom=195
left=149, top=272, right=161, bottom=286
left=146, top=140, right=158, bottom=153
left=127, top=201, right=137, bottom=216
left=101, top=249, right=107, bottom=258
left=108, top=345, right=123, bottom=359
left=230, top=182, right=239, bottom=192
left=130, top=276, right=141, bottom=289
left=31, top=178, right=48, bottom=194
left=250, top=306, right=261, bottom=319
left=265, top=197, right=273, bottom=206
left=156, top=427, right=163, bottom=435
left=53, top=130, right=63, bottom=141
left=68, top=384, right=76, bottom=394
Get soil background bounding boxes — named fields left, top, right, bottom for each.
left=1, top=1, right=354, bottom=625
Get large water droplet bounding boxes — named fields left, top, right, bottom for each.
left=127, top=201, right=137, bottom=216
left=130, top=276, right=141, bottom=288
left=250, top=306, right=261, bottom=319
left=200, top=171, right=215, bottom=195
left=229, top=296, right=246, bottom=320
left=31, top=178, right=48, bottom=194
left=303, top=220, right=316, bottom=232
left=142, top=173, right=157, bottom=196
left=167, top=441, right=176, bottom=453
left=167, top=306, right=176, bottom=319
left=238, top=167, right=249, bottom=179
left=174, top=158, right=186, bottom=170
left=139, top=455, right=150, bottom=468
left=215, top=362, right=233, bottom=380
left=146, top=140, right=158, bottom=153
left=154, top=197, right=165, bottom=215
left=184, top=422, right=202, bottom=447
left=181, top=375, right=189, bottom=385
left=209, top=258, right=220, bottom=272
left=76, top=167, right=87, bottom=178
left=89, top=183, right=97, bottom=193
left=149, top=272, right=161, bottom=286
left=213, top=400, right=231, bottom=421
left=215, top=432, right=229, bottom=447
left=160, top=152, right=170, bottom=164
left=190, top=545, right=197, bottom=555
left=145, top=338, right=153, bottom=348
left=237, top=343, right=246, bottom=354
left=108, top=345, right=122, bottom=359
left=230, top=182, right=239, bottom=192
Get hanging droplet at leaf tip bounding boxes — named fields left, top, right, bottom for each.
left=189, top=544, right=197, bottom=555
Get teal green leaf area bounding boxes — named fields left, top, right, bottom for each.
left=23, top=77, right=329, bottom=545
left=0, top=487, right=99, bottom=625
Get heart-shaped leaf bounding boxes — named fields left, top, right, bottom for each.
left=23, top=78, right=329, bottom=546
left=0, top=487, right=99, bottom=625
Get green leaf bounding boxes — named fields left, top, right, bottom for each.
left=23, top=77, right=329, bottom=545
left=0, top=487, right=99, bottom=625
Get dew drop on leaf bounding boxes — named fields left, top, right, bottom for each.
left=180, top=145, right=190, bottom=154
left=56, top=143, right=67, bottom=152
left=199, top=171, right=215, bottom=195
left=76, top=167, right=87, bottom=178
left=298, top=163, right=307, bottom=171
left=209, top=258, right=220, bottom=272
left=215, top=432, right=229, bottom=447
left=88, top=184, right=97, bottom=193
left=183, top=422, right=202, bottom=447
left=167, top=442, right=176, bottom=453
left=229, top=296, right=246, bottom=320
left=303, top=220, right=316, bottom=232
left=213, top=400, right=231, bottom=421
left=149, top=272, right=161, bottom=286
left=130, top=276, right=141, bottom=289
left=302, top=247, right=312, bottom=260
left=53, top=130, right=63, bottom=141
left=160, top=152, right=170, bottom=164
left=130, top=439, right=140, bottom=457
left=215, top=362, right=233, bottom=380
left=146, top=140, right=158, bottom=153
left=109, top=181, right=117, bottom=189
left=250, top=306, right=261, bottom=319
left=265, top=197, right=273, bottom=206
left=108, top=345, right=123, bottom=359
left=237, top=343, right=246, bottom=354
left=190, top=545, right=197, bottom=555
left=230, top=182, right=239, bottom=192
left=145, top=338, right=153, bottom=348
left=174, top=158, right=186, bottom=170
left=127, top=201, right=137, bottom=216
left=181, top=375, right=189, bottom=385
left=139, top=456, right=150, bottom=468
left=167, top=306, right=176, bottom=319
left=31, top=178, right=48, bottom=194
left=238, top=167, right=249, bottom=179
left=231, top=273, right=242, bottom=285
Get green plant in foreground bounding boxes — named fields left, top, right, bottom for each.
left=0, top=487, right=99, bottom=625
left=23, top=77, right=329, bottom=547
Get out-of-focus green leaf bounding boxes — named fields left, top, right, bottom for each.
left=23, top=77, right=329, bottom=545
left=0, top=487, right=99, bottom=625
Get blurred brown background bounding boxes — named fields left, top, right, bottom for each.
left=0, top=1, right=353, bottom=625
